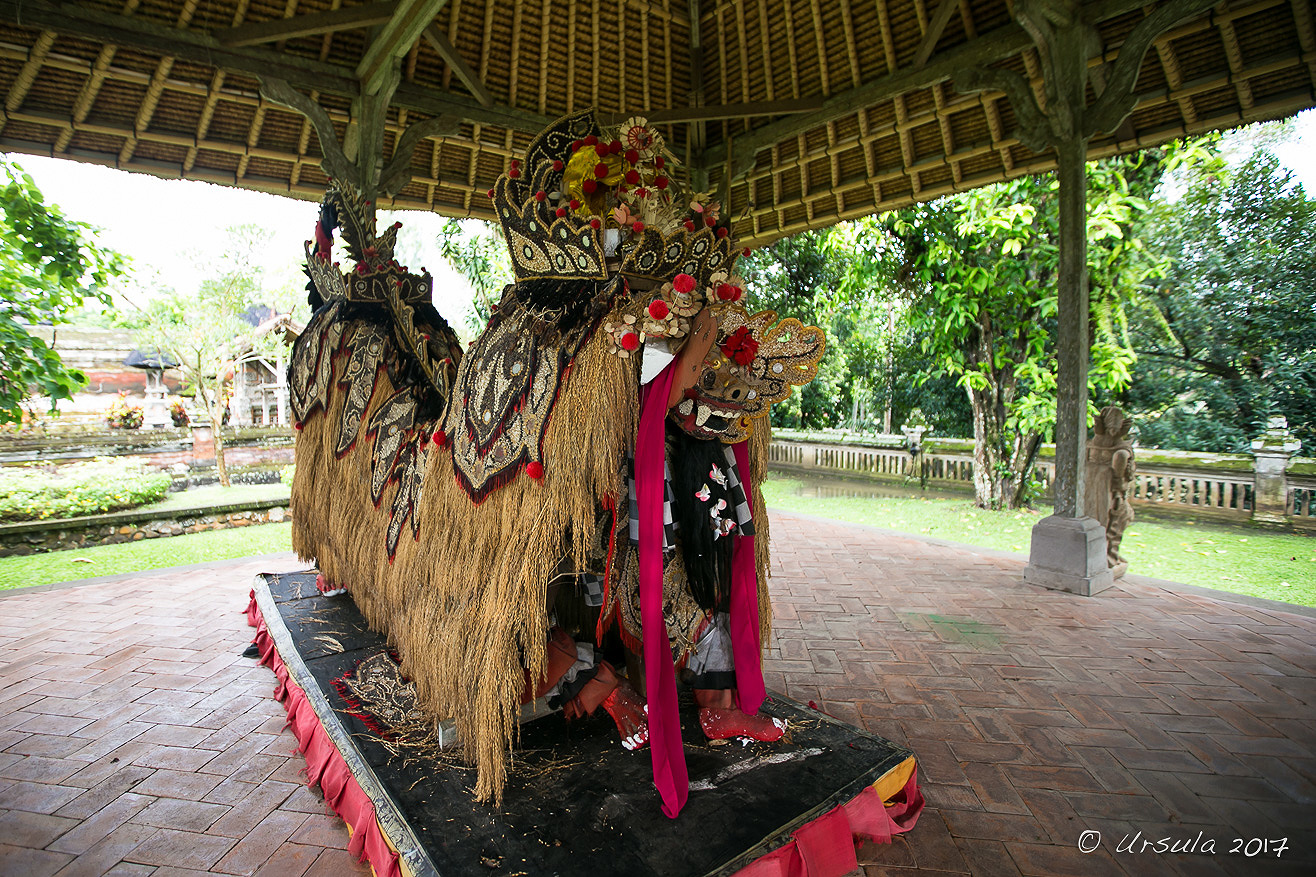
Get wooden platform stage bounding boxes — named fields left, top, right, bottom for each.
left=248, top=571, right=922, bottom=876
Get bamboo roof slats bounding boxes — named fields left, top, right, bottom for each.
left=0, top=0, right=1309, bottom=244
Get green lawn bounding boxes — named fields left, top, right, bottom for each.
left=0, top=522, right=294, bottom=591
left=762, top=474, right=1316, bottom=608
left=4, top=474, right=1313, bottom=607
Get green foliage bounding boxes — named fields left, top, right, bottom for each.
left=0, top=458, right=170, bottom=522
left=877, top=156, right=1161, bottom=508
left=436, top=218, right=513, bottom=330
left=1128, top=137, right=1316, bottom=452
left=104, top=391, right=143, bottom=429
left=0, top=160, right=126, bottom=424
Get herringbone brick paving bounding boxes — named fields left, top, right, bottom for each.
left=1, top=515, right=1312, bottom=876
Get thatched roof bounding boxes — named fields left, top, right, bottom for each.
left=0, top=0, right=1310, bottom=245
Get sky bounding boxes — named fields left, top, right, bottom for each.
left=7, top=108, right=1316, bottom=328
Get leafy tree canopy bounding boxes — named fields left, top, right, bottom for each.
left=0, top=159, right=126, bottom=423
left=1128, top=136, right=1316, bottom=452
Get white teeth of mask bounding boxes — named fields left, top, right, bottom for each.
left=677, top=398, right=694, bottom=416
left=696, top=404, right=711, bottom=427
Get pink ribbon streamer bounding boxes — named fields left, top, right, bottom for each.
left=730, top=439, right=766, bottom=715
left=636, top=360, right=688, bottom=818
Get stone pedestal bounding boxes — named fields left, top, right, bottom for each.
left=1022, top=515, right=1114, bottom=596
left=191, top=424, right=215, bottom=467
left=142, top=369, right=171, bottom=429
left=1250, top=416, right=1300, bottom=524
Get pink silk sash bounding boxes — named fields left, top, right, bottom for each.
left=730, top=439, right=766, bottom=714
left=636, top=361, right=688, bottom=818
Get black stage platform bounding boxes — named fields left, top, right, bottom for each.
left=252, top=571, right=918, bottom=877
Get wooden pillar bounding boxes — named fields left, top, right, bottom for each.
left=955, top=0, right=1219, bottom=594
left=1052, top=135, right=1089, bottom=519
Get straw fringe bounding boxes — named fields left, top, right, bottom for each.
left=748, top=419, right=773, bottom=646
left=292, top=322, right=637, bottom=804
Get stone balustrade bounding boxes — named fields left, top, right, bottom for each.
left=769, top=419, right=1314, bottom=530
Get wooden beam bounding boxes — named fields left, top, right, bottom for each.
left=0, top=0, right=547, bottom=133
left=612, top=98, right=825, bottom=124
left=702, top=0, right=1205, bottom=172
left=216, top=2, right=399, bottom=48
left=914, top=0, right=961, bottom=69
left=421, top=22, right=493, bottom=106
left=356, top=0, right=449, bottom=95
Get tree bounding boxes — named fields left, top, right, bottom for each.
left=0, top=160, right=125, bottom=423
left=436, top=218, right=512, bottom=331
left=879, top=156, right=1161, bottom=509
left=130, top=225, right=291, bottom=486
left=1127, top=139, right=1316, bottom=452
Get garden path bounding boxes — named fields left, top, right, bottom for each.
left=1, top=515, right=1313, bottom=876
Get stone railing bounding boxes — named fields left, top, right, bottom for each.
left=769, top=425, right=1315, bottom=530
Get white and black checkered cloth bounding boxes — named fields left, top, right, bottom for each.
left=628, top=444, right=754, bottom=550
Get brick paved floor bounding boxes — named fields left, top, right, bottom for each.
left=1, top=515, right=1313, bottom=876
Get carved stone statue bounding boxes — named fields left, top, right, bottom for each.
left=1083, top=406, right=1135, bottom=577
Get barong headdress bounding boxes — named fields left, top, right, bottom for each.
left=482, top=110, right=826, bottom=446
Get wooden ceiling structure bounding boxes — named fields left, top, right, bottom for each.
left=0, top=0, right=1310, bottom=247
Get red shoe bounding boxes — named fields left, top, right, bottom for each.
left=602, top=683, right=649, bottom=751
left=699, top=707, right=787, bottom=742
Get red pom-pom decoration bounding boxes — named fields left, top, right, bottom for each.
left=583, top=179, right=598, bottom=194
left=595, top=143, right=610, bottom=157
left=717, top=283, right=736, bottom=301
left=487, top=188, right=495, bottom=199
left=620, top=331, right=641, bottom=351
left=509, top=168, right=520, bottom=178
left=716, top=227, right=728, bottom=239
left=552, top=159, right=564, bottom=171
left=569, top=199, right=581, bottom=210
left=572, top=139, right=583, bottom=152
left=432, top=429, right=448, bottom=446
left=684, top=220, right=696, bottom=232
left=584, top=135, right=598, bottom=146
left=625, top=148, right=640, bottom=164
left=590, top=218, right=601, bottom=229
left=534, top=190, right=547, bottom=202
left=673, top=273, right=696, bottom=294
left=625, top=169, right=641, bottom=185
left=655, top=156, right=665, bottom=169
left=632, top=221, right=645, bottom=233
left=734, top=348, right=756, bottom=366
left=648, top=299, right=670, bottom=319
left=655, top=176, right=669, bottom=189
left=526, top=461, right=544, bottom=480
left=705, top=216, right=716, bottom=227
left=609, top=139, right=623, bottom=154
left=594, top=162, right=610, bottom=179
left=743, top=248, right=752, bottom=257
left=555, top=207, right=567, bottom=217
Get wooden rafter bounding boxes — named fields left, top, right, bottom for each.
left=356, top=0, right=449, bottom=95
left=914, top=0, right=961, bottom=68
left=216, top=1, right=398, bottom=47
left=706, top=0, right=1215, bottom=172
left=421, top=23, right=493, bottom=106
